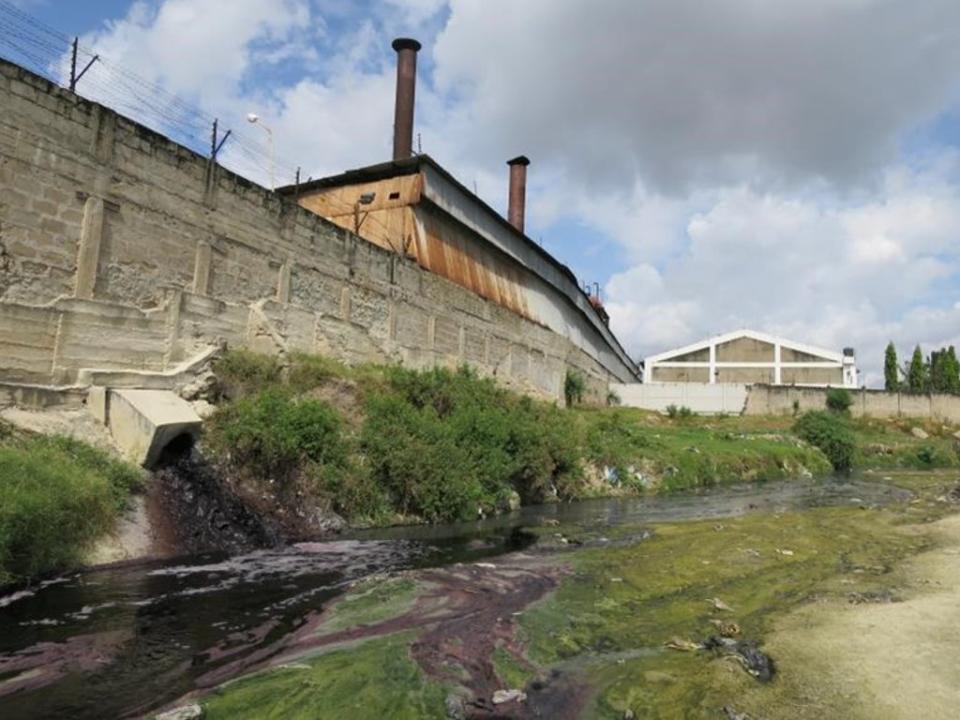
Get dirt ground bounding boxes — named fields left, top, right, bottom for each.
left=740, top=513, right=960, bottom=719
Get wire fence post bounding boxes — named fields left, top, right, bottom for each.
left=210, top=119, right=231, bottom=162
left=68, top=35, right=99, bottom=92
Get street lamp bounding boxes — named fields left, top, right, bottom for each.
left=246, top=113, right=275, bottom=191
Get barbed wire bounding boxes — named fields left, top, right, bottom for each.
left=0, top=0, right=300, bottom=187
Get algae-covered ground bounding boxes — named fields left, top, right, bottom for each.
left=189, top=470, right=960, bottom=719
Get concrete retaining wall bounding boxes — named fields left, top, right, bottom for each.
left=612, top=382, right=748, bottom=415
left=744, top=385, right=960, bottom=422
left=0, top=59, right=629, bottom=404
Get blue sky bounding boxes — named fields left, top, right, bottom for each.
left=6, top=0, right=960, bottom=384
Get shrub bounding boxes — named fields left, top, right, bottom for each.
left=0, top=438, right=141, bottom=585
left=793, top=411, right=855, bottom=472
left=361, top=367, right=581, bottom=521
left=206, top=390, right=346, bottom=482
left=606, top=390, right=621, bottom=407
left=792, top=399, right=801, bottom=417
left=665, top=404, right=679, bottom=419
left=564, top=371, right=586, bottom=407
left=677, top=406, right=694, bottom=419
left=826, top=388, right=853, bottom=415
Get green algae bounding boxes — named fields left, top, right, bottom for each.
left=323, top=576, right=419, bottom=631
left=492, top=645, right=536, bottom=689
left=517, top=482, right=954, bottom=718
left=203, top=633, right=449, bottom=720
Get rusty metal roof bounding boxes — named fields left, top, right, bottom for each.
left=278, top=155, right=639, bottom=377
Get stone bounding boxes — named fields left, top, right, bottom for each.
left=107, top=389, right=201, bottom=468
left=190, top=399, right=217, bottom=419
left=492, top=689, right=526, bottom=705
left=444, top=693, right=466, bottom=720
left=911, top=427, right=929, bottom=439
left=154, top=704, right=204, bottom=720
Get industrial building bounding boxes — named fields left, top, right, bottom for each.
left=279, top=38, right=638, bottom=385
left=642, top=330, right=858, bottom=387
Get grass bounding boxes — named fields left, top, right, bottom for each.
left=203, top=633, right=449, bottom=720
left=0, top=425, right=142, bottom=586
left=573, top=407, right=832, bottom=492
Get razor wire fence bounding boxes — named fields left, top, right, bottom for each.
left=0, top=0, right=301, bottom=189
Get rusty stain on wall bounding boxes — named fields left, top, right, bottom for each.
left=296, top=173, right=533, bottom=320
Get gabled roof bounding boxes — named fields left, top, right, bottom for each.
left=644, top=329, right=844, bottom=364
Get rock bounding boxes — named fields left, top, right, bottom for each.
left=498, top=490, right=522, bottom=512
left=191, top=399, right=217, bottom=419
left=953, top=430, right=960, bottom=442
left=709, top=597, right=734, bottom=612
left=492, top=689, right=527, bottom=704
left=180, top=371, right=217, bottom=402
left=911, top=427, right=929, bottom=439
left=305, top=507, right=346, bottom=535
left=154, top=705, right=204, bottom=720
left=624, top=710, right=636, bottom=720
left=444, top=693, right=466, bottom=720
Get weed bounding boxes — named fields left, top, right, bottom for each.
left=794, top=411, right=855, bottom=472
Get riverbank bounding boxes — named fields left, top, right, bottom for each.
left=201, top=350, right=959, bottom=530
left=184, top=470, right=960, bottom=719
left=1, top=350, right=958, bottom=587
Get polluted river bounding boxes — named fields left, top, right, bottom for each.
left=1, top=471, right=957, bottom=720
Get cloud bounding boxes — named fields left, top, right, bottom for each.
left=433, top=0, right=960, bottom=194
left=602, top=161, right=960, bottom=385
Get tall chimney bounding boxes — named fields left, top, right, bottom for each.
left=391, top=38, right=421, bottom=161
left=507, top=156, right=530, bottom=233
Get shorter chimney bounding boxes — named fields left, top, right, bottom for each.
left=392, top=38, right=421, bottom=161
left=506, top=155, right=530, bottom=233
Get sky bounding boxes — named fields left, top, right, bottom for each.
left=8, top=0, right=960, bottom=386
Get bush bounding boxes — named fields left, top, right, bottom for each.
left=665, top=404, right=679, bottom=419
left=206, top=390, right=346, bottom=482
left=361, top=367, right=581, bottom=521
left=678, top=406, right=694, bottom=419
left=793, top=411, right=855, bottom=472
left=564, top=371, right=586, bottom=407
left=826, top=388, right=853, bottom=415
left=0, top=438, right=141, bottom=585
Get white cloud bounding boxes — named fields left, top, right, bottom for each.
left=602, top=163, right=960, bottom=385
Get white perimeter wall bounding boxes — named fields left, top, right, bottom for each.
left=612, top=382, right=748, bottom=415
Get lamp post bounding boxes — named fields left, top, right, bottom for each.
left=246, top=113, right=275, bottom=191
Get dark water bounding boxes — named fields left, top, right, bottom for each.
left=0, top=476, right=908, bottom=719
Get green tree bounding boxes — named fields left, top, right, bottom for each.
left=883, top=342, right=899, bottom=391
left=946, top=346, right=960, bottom=394
left=906, top=345, right=927, bottom=394
left=929, top=349, right=946, bottom=393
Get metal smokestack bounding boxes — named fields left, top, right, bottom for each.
left=506, top=155, right=530, bottom=233
left=391, top=38, right=421, bottom=161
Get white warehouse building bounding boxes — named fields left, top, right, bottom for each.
left=642, top=329, right=858, bottom=388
